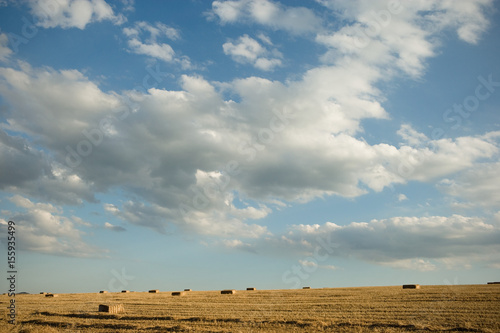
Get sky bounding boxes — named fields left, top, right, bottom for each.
left=0, top=0, right=499, bottom=294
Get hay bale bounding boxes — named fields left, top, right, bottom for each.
left=172, top=291, right=186, bottom=296
left=98, top=304, right=124, bottom=314
left=45, top=293, right=58, bottom=297
left=121, top=290, right=130, bottom=293
left=184, top=289, right=192, bottom=291
left=487, top=282, right=500, bottom=284
left=40, top=292, right=47, bottom=295
left=302, top=287, right=311, bottom=289
left=149, top=289, right=159, bottom=293
left=402, top=284, right=420, bottom=289
left=246, top=287, right=256, bottom=291
left=221, top=289, right=236, bottom=294
left=99, top=290, right=108, bottom=294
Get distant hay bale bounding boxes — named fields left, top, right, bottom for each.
left=98, top=304, right=124, bottom=314
left=40, top=292, right=47, bottom=295
left=45, top=293, right=58, bottom=297
left=402, top=284, right=420, bottom=289
left=121, top=290, right=130, bottom=293
left=99, top=290, right=108, bottom=294
left=221, top=289, right=236, bottom=294
left=172, top=291, right=186, bottom=296
left=487, top=282, right=500, bottom=284
left=302, top=287, right=311, bottom=289
left=246, top=287, right=256, bottom=291
left=184, top=289, right=192, bottom=291
left=149, top=289, right=159, bottom=293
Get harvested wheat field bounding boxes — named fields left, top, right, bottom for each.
left=1, top=284, right=499, bottom=332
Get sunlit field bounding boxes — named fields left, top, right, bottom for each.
left=1, top=284, right=499, bottom=332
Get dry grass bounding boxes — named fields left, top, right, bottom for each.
left=1, top=285, right=499, bottom=332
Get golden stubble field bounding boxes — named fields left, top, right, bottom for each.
left=1, top=284, right=499, bottom=332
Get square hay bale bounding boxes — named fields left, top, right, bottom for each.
left=246, top=287, right=256, bottom=291
left=402, top=284, right=420, bottom=289
left=184, top=289, right=192, bottom=291
left=172, top=291, right=186, bottom=296
left=45, top=293, right=58, bottom=297
left=149, top=289, right=159, bottom=293
left=302, top=287, right=311, bottom=289
left=99, top=290, right=108, bottom=293
left=487, top=282, right=500, bottom=284
left=221, top=289, right=236, bottom=294
left=121, top=290, right=130, bottom=293
left=98, top=304, right=124, bottom=314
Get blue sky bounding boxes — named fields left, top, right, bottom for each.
left=0, top=0, right=499, bottom=294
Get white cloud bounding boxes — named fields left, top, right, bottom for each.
left=0, top=1, right=497, bottom=244
left=0, top=195, right=103, bottom=257
left=0, top=33, right=12, bottom=62
left=223, top=34, right=282, bottom=71
left=381, top=258, right=436, bottom=272
left=123, top=21, right=190, bottom=67
left=315, top=0, right=493, bottom=77
left=127, top=38, right=175, bottom=62
left=438, top=160, right=500, bottom=208
left=1, top=60, right=499, bottom=240
left=252, top=214, right=500, bottom=269
left=104, top=221, right=126, bottom=232
left=0, top=130, right=96, bottom=205
left=398, top=194, right=408, bottom=202
left=28, top=0, right=126, bottom=29
left=211, top=0, right=322, bottom=34
left=299, top=259, right=337, bottom=270
left=123, top=21, right=180, bottom=41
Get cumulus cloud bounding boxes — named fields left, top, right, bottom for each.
left=104, top=221, right=126, bottom=232
left=0, top=130, right=95, bottom=205
left=223, top=34, right=282, bottom=71
left=438, top=160, right=500, bottom=208
left=0, top=33, right=12, bottom=62
left=1, top=56, right=498, bottom=240
left=0, top=0, right=497, bottom=256
left=0, top=196, right=103, bottom=257
left=382, top=258, right=436, bottom=272
left=251, top=215, right=500, bottom=270
left=123, top=21, right=190, bottom=67
left=28, top=0, right=126, bottom=29
left=299, top=259, right=337, bottom=270
left=210, top=0, right=322, bottom=34
left=123, top=21, right=180, bottom=41
left=315, top=0, right=493, bottom=77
